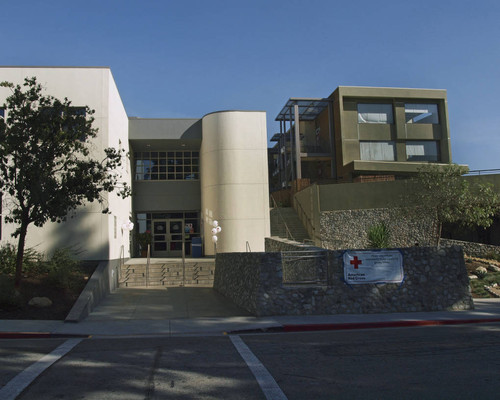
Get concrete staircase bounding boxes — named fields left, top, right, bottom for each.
left=270, top=207, right=311, bottom=243
left=120, top=261, right=215, bottom=287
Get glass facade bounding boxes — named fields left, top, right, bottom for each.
left=134, top=151, right=199, bottom=181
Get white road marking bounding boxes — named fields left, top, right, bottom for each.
left=0, top=338, right=83, bottom=400
left=230, top=335, right=288, bottom=400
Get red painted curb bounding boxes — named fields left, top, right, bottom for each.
left=282, top=318, right=500, bottom=332
left=0, top=332, right=90, bottom=339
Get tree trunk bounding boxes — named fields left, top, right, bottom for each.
left=14, top=220, right=29, bottom=288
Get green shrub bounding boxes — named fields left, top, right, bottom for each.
left=484, top=251, right=500, bottom=262
left=0, top=275, right=23, bottom=310
left=367, top=223, right=391, bottom=249
left=0, top=244, right=17, bottom=274
left=46, top=248, right=80, bottom=288
left=0, top=244, right=44, bottom=275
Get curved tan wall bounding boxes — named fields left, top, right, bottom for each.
left=201, top=111, right=270, bottom=254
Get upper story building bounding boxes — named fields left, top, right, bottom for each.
left=270, top=86, right=453, bottom=190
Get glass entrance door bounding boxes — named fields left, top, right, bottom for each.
left=152, top=219, right=184, bottom=257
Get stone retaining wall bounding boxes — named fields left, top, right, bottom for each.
left=214, top=245, right=473, bottom=316
left=265, top=237, right=319, bottom=252
left=320, top=208, right=437, bottom=250
left=440, top=238, right=500, bottom=259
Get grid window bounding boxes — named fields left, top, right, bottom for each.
left=406, top=141, right=440, bottom=162
left=357, top=104, right=394, bottom=124
left=134, top=151, right=200, bottom=181
left=360, top=141, right=396, bottom=161
left=405, top=104, right=439, bottom=124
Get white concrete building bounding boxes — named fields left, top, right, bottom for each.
left=0, top=67, right=270, bottom=260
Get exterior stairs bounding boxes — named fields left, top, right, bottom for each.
left=120, top=260, right=215, bottom=287
left=270, top=207, right=311, bottom=243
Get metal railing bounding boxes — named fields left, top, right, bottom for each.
left=270, top=194, right=295, bottom=241
left=146, top=244, right=151, bottom=287
left=293, top=196, right=318, bottom=244
left=118, top=245, right=125, bottom=282
left=466, top=169, right=500, bottom=176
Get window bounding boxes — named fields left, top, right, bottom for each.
left=405, top=104, right=439, bottom=124
left=357, top=104, right=393, bottom=124
left=406, top=141, right=440, bottom=162
left=68, top=107, right=86, bottom=116
left=134, top=151, right=199, bottom=181
left=360, top=141, right=396, bottom=161
left=0, top=108, right=4, bottom=133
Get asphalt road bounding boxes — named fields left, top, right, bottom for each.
left=2, top=323, right=500, bottom=399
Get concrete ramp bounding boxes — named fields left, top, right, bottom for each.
left=86, top=287, right=252, bottom=321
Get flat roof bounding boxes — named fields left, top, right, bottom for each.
left=275, top=98, right=330, bottom=122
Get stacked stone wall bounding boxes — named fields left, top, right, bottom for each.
left=320, top=208, right=437, bottom=250
left=265, top=237, right=319, bottom=252
left=214, top=244, right=473, bottom=316
left=440, top=238, right=500, bottom=259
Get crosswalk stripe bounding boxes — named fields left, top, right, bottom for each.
left=0, top=338, right=83, bottom=400
left=230, top=335, right=288, bottom=400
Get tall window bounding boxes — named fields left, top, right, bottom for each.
left=357, top=104, right=394, bottom=124
left=360, top=141, right=396, bottom=161
left=405, top=104, right=439, bottom=124
left=134, top=151, right=199, bottom=181
left=406, top=141, right=440, bottom=162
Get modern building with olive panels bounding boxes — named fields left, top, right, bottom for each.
left=270, top=86, right=453, bottom=188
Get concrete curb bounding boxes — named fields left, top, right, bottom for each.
left=226, top=317, right=500, bottom=335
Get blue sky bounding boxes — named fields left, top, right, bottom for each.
left=2, top=0, right=499, bottom=170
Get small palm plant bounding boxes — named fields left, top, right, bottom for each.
left=367, top=223, right=390, bottom=249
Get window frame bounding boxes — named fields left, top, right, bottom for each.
left=359, top=141, right=397, bottom=161
left=357, top=103, right=394, bottom=124
left=134, top=150, right=200, bottom=181
left=405, top=140, right=440, bottom=162
left=404, top=103, right=439, bottom=124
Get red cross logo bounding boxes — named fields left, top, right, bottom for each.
left=350, top=256, right=362, bottom=269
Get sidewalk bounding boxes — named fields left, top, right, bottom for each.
left=1, top=298, right=500, bottom=338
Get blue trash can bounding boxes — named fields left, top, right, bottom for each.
left=192, top=237, right=202, bottom=258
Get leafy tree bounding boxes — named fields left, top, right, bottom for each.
left=410, top=163, right=500, bottom=241
left=0, top=77, right=130, bottom=287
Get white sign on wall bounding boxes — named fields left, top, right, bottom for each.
left=343, top=250, right=404, bottom=284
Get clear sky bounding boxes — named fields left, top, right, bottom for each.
left=2, top=0, right=499, bottom=170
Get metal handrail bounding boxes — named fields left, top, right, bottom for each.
left=118, top=245, right=125, bottom=282
left=270, top=194, right=295, bottom=241
left=293, top=196, right=319, bottom=243
left=146, top=244, right=151, bottom=287
left=466, top=169, right=500, bottom=176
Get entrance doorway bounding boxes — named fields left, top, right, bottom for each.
left=152, top=219, right=184, bottom=257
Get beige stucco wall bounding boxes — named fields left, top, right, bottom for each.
left=200, top=111, right=270, bottom=254
left=0, top=67, right=132, bottom=260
